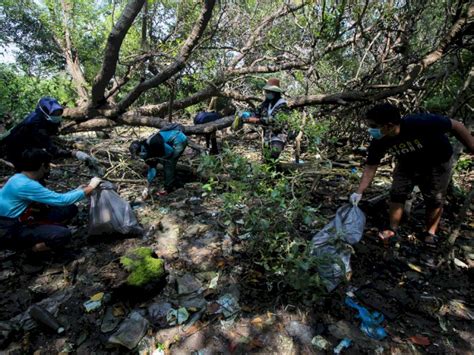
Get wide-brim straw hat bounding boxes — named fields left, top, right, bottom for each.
left=263, top=78, right=284, bottom=93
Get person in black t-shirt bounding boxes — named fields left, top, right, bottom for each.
left=350, top=103, right=473, bottom=248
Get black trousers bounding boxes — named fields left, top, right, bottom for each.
left=0, top=205, right=78, bottom=250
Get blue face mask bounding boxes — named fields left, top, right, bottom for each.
left=48, top=115, right=62, bottom=124
left=265, top=92, right=275, bottom=100
left=139, top=145, right=148, bottom=159
left=368, top=128, right=383, bottom=140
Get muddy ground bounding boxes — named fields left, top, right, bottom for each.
left=0, top=128, right=473, bottom=354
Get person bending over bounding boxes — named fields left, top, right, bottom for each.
left=351, top=103, right=473, bottom=248
left=129, top=127, right=188, bottom=196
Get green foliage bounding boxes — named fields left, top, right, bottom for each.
left=0, top=64, right=76, bottom=122
left=120, top=247, right=165, bottom=287
left=455, top=155, right=473, bottom=173
left=198, top=148, right=326, bottom=301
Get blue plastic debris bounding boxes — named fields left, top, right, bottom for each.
left=333, top=338, right=352, bottom=354
left=345, top=297, right=388, bottom=340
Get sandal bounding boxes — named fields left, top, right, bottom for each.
left=378, top=227, right=399, bottom=248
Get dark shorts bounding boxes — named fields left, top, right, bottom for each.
left=390, top=159, right=453, bottom=208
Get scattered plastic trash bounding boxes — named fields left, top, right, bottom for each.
left=333, top=338, right=352, bottom=354
left=311, top=335, right=330, bottom=350
left=222, top=235, right=233, bottom=257
left=148, top=302, right=173, bottom=327
left=311, top=204, right=366, bottom=291
left=407, top=263, right=423, bottom=273
left=286, top=321, right=314, bottom=345
left=108, top=311, right=149, bottom=350
left=84, top=300, right=102, bottom=313
left=90, top=292, right=105, bottom=301
left=408, top=335, right=430, bottom=346
left=101, top=307, right=121, bottom=333
left=83, top=292, right=107, bottom=313
left=439, top=299, right=474, bottom=320
left=208, top=274, right=220, bottom=289
left=158, top=207, right=169, bottom=215
left=28, top=305, right=64, bottom=334
left=453, top=258, right=468, bottom=269
left=177, top=273, right=203, bottom=295
left=166, top=307, right=189, bottom=326
left=0, top=321, right=17, bottom=348
left=237, top=232, right=252, bottom=241
left=217, top=294, right=240, bottom=319
left=345, top=297, right=387, bottom=340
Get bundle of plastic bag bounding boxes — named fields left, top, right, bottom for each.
left=89, top=181, right=143, bottom=236
left=311, top=205, right=366, bottom=291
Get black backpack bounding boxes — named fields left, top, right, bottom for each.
left=194, top=111, right=221, bottom=125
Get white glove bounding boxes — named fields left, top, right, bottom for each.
left=88, top=177, right=102, bottom=189
left=350, top=192, right=362, bottom=206
left=142, top=187, right=149, bottom=200
left=75, top=151, right=90, bottom=161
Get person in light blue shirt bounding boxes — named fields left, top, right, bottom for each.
left=0, top=149, right=101, bottom=252
left=129, top=125, right=188, bottom=195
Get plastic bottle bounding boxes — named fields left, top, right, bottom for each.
left=29, top=305, right=65, bottom=334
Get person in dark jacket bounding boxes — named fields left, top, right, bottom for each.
left=129, top=127, right=188, bottom=196
left=238, top=78, right=290, bottom=162
left=1, top=97, right=94, bottom=170
left=0, top=149, right=101, bottom=252
left=350, top=103, right=474, bottom=248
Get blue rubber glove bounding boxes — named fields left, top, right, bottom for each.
left=240, top=111, right=251, bottom=120
left=147, top=167, right=157, bottom=183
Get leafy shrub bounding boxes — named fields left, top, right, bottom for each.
left=198, top=149, right=327, bottom=301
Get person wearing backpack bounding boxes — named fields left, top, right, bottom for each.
left=235, top=78, right=290, bottom=162
left=0, top=149, right=102, bottom=252
left=129, top=125, right=188, bottom=195
left=0, top=96, right=96, bottom=170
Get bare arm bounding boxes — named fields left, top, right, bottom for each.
left=356, top=164, right=379, bottom=194
left=245, top=117, right=261, bottom=124
left=451, top=119, right=474, bottom=153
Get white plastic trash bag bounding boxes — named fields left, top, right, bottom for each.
left=89, top=181, right=143, bottom=236
left=311, top=205, right=366, bottom=291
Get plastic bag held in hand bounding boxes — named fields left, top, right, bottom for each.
left=89, top=181, right=143, bottom=236
left=350, top=192, right=362, bottom=206
left=89, top=177, right=102, bottom=188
